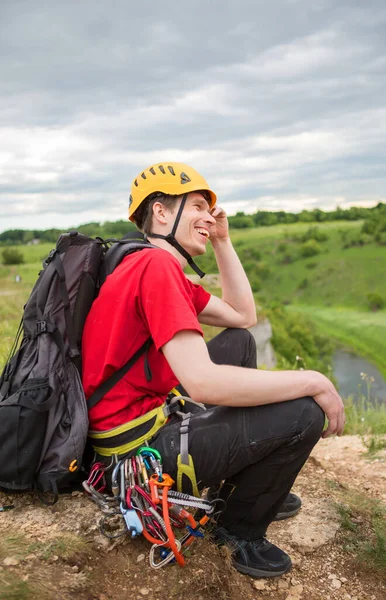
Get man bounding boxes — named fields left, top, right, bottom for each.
left=82, top=161, right=345, bottom=578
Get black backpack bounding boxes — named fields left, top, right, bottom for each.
left=0, top=230, right=153, bottom=499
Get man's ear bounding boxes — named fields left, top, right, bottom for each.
left=152, top=201, right=169, bottom=225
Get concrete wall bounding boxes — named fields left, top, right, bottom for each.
left=248, top=318, right=277, bottom=369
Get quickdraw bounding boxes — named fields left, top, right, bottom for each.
left=83, top=447, right=215, bottom=568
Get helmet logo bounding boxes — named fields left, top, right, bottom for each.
left=180, top=172, right=191, bottom=184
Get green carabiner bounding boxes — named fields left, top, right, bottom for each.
left=136, top=446, right=162, bottom=464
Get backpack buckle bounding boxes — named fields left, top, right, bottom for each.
left=36, top=321, right=47, bottom=335
left=45, top=249, right=57, bottom=264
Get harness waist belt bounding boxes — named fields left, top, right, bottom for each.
left=88, top=401, right=174, bottom=457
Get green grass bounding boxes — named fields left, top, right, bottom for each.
left=197, top=220, right=386, bottom=308
left=233, top=222, right=386, bottom=309
left=343, top=397, right=386, bottom=437
left=287, top=305, right=386, bottom=378
left=335, top=491, right=386, bottom=579
left=0, top=242, right=53, bottom=265
left=0, top=575, right=35, bottom=600
left=0, top=530, right=89, bottom=599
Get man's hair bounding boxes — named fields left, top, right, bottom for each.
left=134, top=193, right=179, bottom=234
left=134, top=190, right=211, bottom=234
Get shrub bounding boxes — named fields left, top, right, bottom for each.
left=361, top=219, right=377, bottom=235
left=375, top=232, right=386, bottom=246
left=300, top=239, right=321, bottom=258
left=2, top=248, right=25, bottom=265
left=239, top=247, right=261, bottom=262
left=248, top=272, right=261, bottom=292
left=300, top=226, right=329, bottom=243
left=306, top=261, right=317, bottom=269
left=298, top=278, right=309, bottom=290
left=367, top=293, right=385, bottom=312
left=266, top=304, right=333, bottom=375
left=278, top=252, right=295, bottom=265
left=255, top=261, right=271, bottom=279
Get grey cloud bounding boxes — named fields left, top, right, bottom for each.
left=0, top=0, right=386, bottom=231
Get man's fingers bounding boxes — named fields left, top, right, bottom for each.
left=337, top=411, right=346, bottom=436
left=323, top=407, right=345, bottom=438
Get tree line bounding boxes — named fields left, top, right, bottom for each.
left=0, top=203, right=385, bottom=245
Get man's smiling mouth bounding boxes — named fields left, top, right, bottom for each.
left=195, top=228, right=209, bottom=238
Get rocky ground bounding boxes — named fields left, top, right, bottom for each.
left=0, top=435, right=385, bottom=600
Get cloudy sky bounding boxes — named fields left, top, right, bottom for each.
left=1, top=0, right=385, bottom=233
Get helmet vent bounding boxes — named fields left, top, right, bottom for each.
left=149, top=167, right=156, bottom=175
left=141, top=172, right=146, bottom=179
left=180, top=172, right=191, bottom=184
left=134, top=179, right=138, bottom=187
left=129, top=195, right=133, bottom=207
left=159, top=165, right=166, bottom=174
left=168, top=166, right=175, bottom=176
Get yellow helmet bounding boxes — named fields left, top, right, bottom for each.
left=129, top=161, right=217, bottom=223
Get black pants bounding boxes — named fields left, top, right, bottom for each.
left=151, top=328, right=324, bottom=541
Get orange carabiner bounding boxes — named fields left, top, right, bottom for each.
left=150, top=473, right=174, bottom=488
left=68, top=460, right=78, bottom=473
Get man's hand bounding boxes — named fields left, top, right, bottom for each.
left=209, top=206, right=229, bottom=241
left=310, top=373, right=345, bottom=438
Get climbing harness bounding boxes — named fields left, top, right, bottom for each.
left=83, top=446, right=215, bottom=568
left=88, top=393, right=202, bottom=498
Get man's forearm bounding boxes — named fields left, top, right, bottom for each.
left=212, top=237, right=256, bottom=325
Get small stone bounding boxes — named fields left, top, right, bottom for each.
left=3, top=556, right=20, bottom=566
left=253, top=580, right=266, bottom=590
left=291, top=584, right=303, bottom=594
left=278, top=580, right=290, bottom=589
left=136, top=553, right=145, bottom=563
left=25, top=554, right=37, bottom=561
left=341, top=577, right=347, bottom=583
left=331, top=579, right=342, bottom=589
left=139, top=589, right=150, bottom=596
left=71, top=565, right=79, bottom=572
left=291, top=577, right=300, bottom=585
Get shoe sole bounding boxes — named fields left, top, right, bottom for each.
left=273, top=505, right=301, bottom=521
left=233, top=558, right=292, bottom=578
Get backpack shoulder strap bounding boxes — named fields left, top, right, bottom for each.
left=87, top=236, right=159, bottom=410
left=87, top=338, right=152, bottom=410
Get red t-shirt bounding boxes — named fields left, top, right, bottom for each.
left=82, top=247, right=210, bottom=431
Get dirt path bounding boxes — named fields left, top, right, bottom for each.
left=0, top=435, right=385, bottom=600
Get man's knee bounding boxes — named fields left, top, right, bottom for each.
left=291, top=396, right=325, bottom=443
left=217, top=327, right=255, bottom=346
left=223, top=328, right=257, bottom=360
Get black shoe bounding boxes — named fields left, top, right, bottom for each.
left=212, top=527, right=292, bottom=578
left=273, top=492, right=301, bottom=521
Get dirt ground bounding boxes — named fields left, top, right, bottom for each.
left=0, top=435, right=385, bottom=600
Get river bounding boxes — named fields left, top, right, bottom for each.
left=332, top=349, right=386, bottom=403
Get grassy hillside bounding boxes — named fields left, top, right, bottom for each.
left=288, top=306, right=386, bottom=379
left=2, top=223, right=386, bottom=377
left=194, top=220, right=386, bottom=375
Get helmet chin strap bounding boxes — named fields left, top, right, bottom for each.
left=146, top=193, right=206, bottom=278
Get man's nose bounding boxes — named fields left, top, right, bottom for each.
left=205, top=211, right=216, bottom=224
